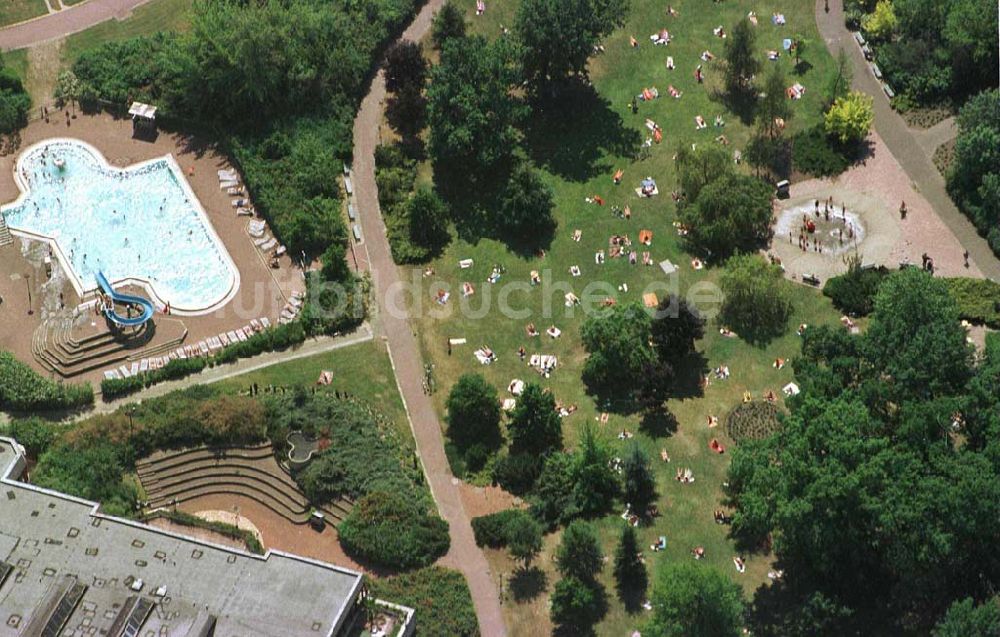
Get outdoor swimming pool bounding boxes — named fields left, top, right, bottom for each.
left=2, top=139, right=238, bottom=312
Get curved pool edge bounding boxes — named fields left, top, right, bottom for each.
left=1, top=137, right=241, bottom=316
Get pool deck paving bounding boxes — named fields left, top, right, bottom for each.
left=814, top=0, right=1000, bottom=281
left=0, top=113, right=303, bottom=384
left=0, top=0, right=156, bottom=50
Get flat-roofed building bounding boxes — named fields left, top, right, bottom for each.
left=0, top=437, right=413, bottom=637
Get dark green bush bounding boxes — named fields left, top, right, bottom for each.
left=0, top=351, right=93, bottom=411
left=823, top=265, right=891, bottom=316
left=0, top=69, right=31, bottom=134
left=492, top=452, right=543, bottom=495
left=339, top=490, right=450, bottom=570
left=369, top=567, right=479, bottom=637
left=944, top=277, right=1000, bottom=328
left=792, top=126, right=851, bottom=177
left=0, top=418, right=61, bottom=456
left=471, top=509, right=534, bottom=548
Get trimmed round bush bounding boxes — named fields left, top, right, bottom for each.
left=339, top=490, right=450, bottom=570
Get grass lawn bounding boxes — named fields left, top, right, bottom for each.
left=213, top=340, right=411, bottom=442
left=3, top=48, right=29, bottom=84
left=0, top=0, right=46, bottom=28
left=61, top=0, right=194, bottom=65
left=407, top=0, right=843, bottom=633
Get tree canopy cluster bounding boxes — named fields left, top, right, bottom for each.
left=675, top=146, right=774, bottom=258
left=848, top=0, right=999, bottom=104
left=0, top=55, right=30, bottom=134
left=725, top=268, right=1000, bottom=634
left=947, top=89, right=1000, bottom=257
left=718, top=254, right=792, bottom=342
left=581, top=299, right=704, bottom=410
left=72, top=0, right=419, bottom=263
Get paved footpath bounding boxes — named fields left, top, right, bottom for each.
left=351, top=0, right=508, bottom=635
left=815, top=0, right=1000, bottom=281
left=0, top=0, right=154, bottom=51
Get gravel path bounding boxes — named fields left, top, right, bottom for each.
left=350, top=1, right=508, bottom=634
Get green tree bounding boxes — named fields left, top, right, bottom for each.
left=581, top=303, right=661, bottom=400
left=385, top=40, right=427, bottom=94
left=723, top=18, right=759, bottom=98
left=338, top=490, right=450, bottom=570
left=650, top=295, right=705, bottom=361
left=863, top=268, right=972, bottom=399
left=406, top=187, right=450, bottom=252
left=674, top=143, right=732, bottom=203
left=934, top=597, right=1000, bottom=637
left=570, top=424, right=620, bottom=517
left=718, top=254, right=792, bottom=342
left=613, top=525, right=647, bottom=606
left=498, top=162, right=557, bottom=247
left=54, top=70, right=81, bottom=112
left=530, top=452, right=580, bottom=526
left=515, top=0, right=627, bottom=90
left=446, top=374, right=502, bottom=449
left=427, top=36, right=523, bottom=178
left=431, top=2, right=467, bottom=50
left=0, top=70, right=31, bottom=134
left=758, top=65, right=792, bottom=139
left=823, top=48, right=853, bottom=109
left=791, top=33, right=808, bottom=67
left=555, top=520, right=604, bottom=582
left=622, top=443, right=657, bottom=515
left=508, top=382, right=563, bottom=455
left=550, top=576, right=605, bottom=630
left=320, top=240, right=351, bottom=284
left=863, top=0, right=898, bottom=40
left=679, top=173, right=774, bottom=258
left=646, top=563, right=745, bottom=637
left=506, top=513, right=544, bottom=569
left=824, top=91, right=874, bottom=144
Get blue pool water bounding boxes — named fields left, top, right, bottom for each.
left=2, top=140, right=236, bottom=310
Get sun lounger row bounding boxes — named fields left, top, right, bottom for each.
left=102, top=317, right=273, bottom=383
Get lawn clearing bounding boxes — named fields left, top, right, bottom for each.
left=61, top=0, right=194, bottom=65
left=0, top=0, right=46, bottom=28
left=410, top=0, right=842, bottom=632
left=213, top=340, right=411, bottom=442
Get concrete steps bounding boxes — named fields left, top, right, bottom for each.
left=31, top=318, right=185, bottom=379
left=0, top=214, right=12, bottom=247
left=137, top=444, right=353, bottom=526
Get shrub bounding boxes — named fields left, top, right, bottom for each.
left=944, top=277, right=1000, bottom=328
left=369, top=567, right=479, bottom=637
left=338, top=490, right=450, bottom=570
left=0, top=351, right=93, bottom=411
left=718, top=255, right=793, bottom=343
left=492, top=452, right=543, bottom=495
left=793, top=125, right=851, bottom=177
left=0, top=418, right=61, bottom=456
left=550, top=576, right=606, bottom=630
left=152, top=510, right=264, bottom=554
left=0, top=69, right=31, bottom=134
left=725, top=401, right=782, bottom=443
left=822, top=264, right=891, bottom=316
left=471, top=509, right=534, bottom=548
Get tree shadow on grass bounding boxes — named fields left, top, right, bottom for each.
left=793, top=60, right=813, bottom=76
left=672, top=350, right=710, bottom=400
left=711, top=87, right=758, bottom=126
left=640, top=407, right=679, bottom=438
left=521, top=80, right=642, bottom=182
left=509, top=566, right=548, bottom=602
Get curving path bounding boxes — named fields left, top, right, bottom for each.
left=0, top=0, right=154, bottom=51
left=351, top=2, right=507, bottom=635
left=815, top=0, right=1000, bottom=281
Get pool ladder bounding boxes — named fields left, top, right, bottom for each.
left=0, top=213, right=12, bottom=247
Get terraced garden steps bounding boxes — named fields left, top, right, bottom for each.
left=137, top=443, right=354, bottom=527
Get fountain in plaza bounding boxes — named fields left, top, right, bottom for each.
left=775, top=198, right=867, bottom=258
